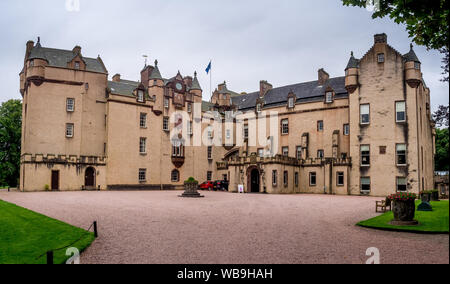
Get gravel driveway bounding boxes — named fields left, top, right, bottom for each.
left=0, top=191, right=448, bottom=264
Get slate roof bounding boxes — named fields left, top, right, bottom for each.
left=149, top=64, right=163, bottom=80
left=403, top=45, right=421, bottom=63
left=345, top=52, right=360, bottom=70
left=27, top=46, right=107, bottom=74
left=231, top=77, right=348, bottom=110
left=202, top=101, right=215, bottom=112
left=190, top=73, right=202, bottom=91
left=107, top=80, right=140, bottom=97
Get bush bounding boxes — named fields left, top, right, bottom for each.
left=185, top=177, right=198, bottom=184
left=44, top=184, right=50, bottom=191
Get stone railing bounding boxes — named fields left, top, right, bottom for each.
left=21, top=154, right=107, bottom=165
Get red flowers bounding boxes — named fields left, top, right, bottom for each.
left=388, top=192, right=417, bottom=202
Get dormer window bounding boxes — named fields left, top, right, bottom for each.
left=325, top=91, right=334, bottom=104
left=74, top=61, right=80, bottom=70
left=377, top=53, right=385, bottom=63
left=137, top=90, right=144, bottom=102
left=288, top=97, right=295, bottom=108
left=256, top=104, right=262, bottom=113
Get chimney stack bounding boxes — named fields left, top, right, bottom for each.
left=112, top=74, right=121, bottom=82
left=318, top=69, right=329, bottom=85
left=72, top=45, right=82, bottom=55
left=259, top=80, right=272, bottom=98
left=374, top=33, right=387, bottom=44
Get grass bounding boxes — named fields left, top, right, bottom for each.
left=357, top=200, right=449, bottom=234
left=0, top=200, right=95, bottom=264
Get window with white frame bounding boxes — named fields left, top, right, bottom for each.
left=397, top=177, right=407, bottom=192
left=344, top=124, right=350, bottom=136
left=139, top=138, right=147, bottom=154
left=226, top=129, right=231, bottom=140
left=207, top=146, right=213, bottom=160
left=317, top=120, right=324, bottom=132
left=243, top=124, right=249, bottom=139
left=188, top=121, right=193, bottom=135
left=256, top=104, right=262, bottom=113
left=139, top=169, right=147, bottom=182
left=258, top=148, right=264, bottom=158
left=272, top=170, right=278, bottom=186
left=396, top=144, right=407, bottom=165
left=163, top=117, right=169, bottom=131
left=172, top=141, right=184, bottom=157
left=360, top=104, right=370, bottom=124
left=317, top=149, right=324, bottom=159
left=361, top=177, right=371, bottom=192
left=288, top=97, right=295, bottom=108
left=282, top=147, right=289, bottom=157
left=208, top=129, right=213, bottom=140
left=296, top=146, right=302, bottom=160
left=361, top=145, right=370, bottom=166
left=396, top=101, right=406, bottom=122
left=140, top=113, right=147, bottom=128
left=325, top=91, right=333, bottom=103
left=281, top=119, right=289, bottom=135
left=66, top=123, right=74, bottom=138
left=66, top=98, right=75, bottom=112
left=337, top=172, right=345, bottom=186
left=377, top=53, right=385, bottom=63
left=187, top=103, right=192, bottom=113
left=310, top=172, right=317, bottom=186
left=74, top=61, right=80, bottom=70
left=137, top=90, right=144, bottom=102
left=164, top=97, right=169, bottom=108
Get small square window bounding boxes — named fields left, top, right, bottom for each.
left=377, top=53, right=385, bottom=63
left=379, top=146, right=387, bottom=155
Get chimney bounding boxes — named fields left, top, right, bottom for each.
left=112, top=74, right=121, bottom=82
left=259, top=80, right=272, bottom=98
left=72, top=45, right=82, bottom=55
left=140, top=65, right=154, bottom=88
left=218, top=81, right=227, bottom=92
left=318, top=69, right=329, bottom=85
left=25, top=40, right=35, bottom=62
left=374, top=33, right=387, bottom=44
left=183, top=76, right=193, bottom=88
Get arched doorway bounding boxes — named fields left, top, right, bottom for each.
left=85, top=167, right=96, bottom=188
left=250, top=168, right=260, bottom=193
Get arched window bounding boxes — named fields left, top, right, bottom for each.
left=171, top=170, right=180, bottom=182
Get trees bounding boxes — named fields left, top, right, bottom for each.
left=0, top=100, right=22, bottom=187
left=342, top=0, right=449, bottom=81
left=435, top=128, right=449, bottom=171
left=433, top=105, right=449, bottom=128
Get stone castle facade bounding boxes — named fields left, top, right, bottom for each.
left=19, top=34, right=436, bottom=197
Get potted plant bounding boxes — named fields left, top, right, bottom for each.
left=388, top=192, right=418, bottom=225
left=180, top=177, right=203, bottom=198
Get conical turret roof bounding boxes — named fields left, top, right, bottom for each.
left=403, top=44, right=421, bottom=63
left=345, top=51, right=359, bottom=70
left=149, top=60, right=163, bottom=80
left=190, top=71, right=202, bottom=91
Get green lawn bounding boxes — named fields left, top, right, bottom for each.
left=0, top=200, right=95, bottom=264
left=357, top=200, right=449, bottom=234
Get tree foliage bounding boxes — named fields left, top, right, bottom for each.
left=435, top=128, right=449, bottom=171
left=342, top=0, right=449, bottom=81
left=433, top=105, right=449, bottom=128
left=0, top=100, right=22, bottom=187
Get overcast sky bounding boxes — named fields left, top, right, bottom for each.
left=0, top=0, right=448, bottom=110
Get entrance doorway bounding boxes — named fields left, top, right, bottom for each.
left=85, top=167, right=96, bottom=188
left=51, top=171, right=59, bottom=191
left=250, top=168, right=260, bottom=193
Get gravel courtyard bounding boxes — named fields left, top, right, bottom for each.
left=0, top=191, right=448, bottom=264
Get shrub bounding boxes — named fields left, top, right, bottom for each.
left=44, top=184, right=50, bottom=191
left=185, top=177, right=198, bottom=184
left=388, top=192, right=417, bottom=201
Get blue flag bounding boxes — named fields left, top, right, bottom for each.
left=205, top=61, right=212, bottom=74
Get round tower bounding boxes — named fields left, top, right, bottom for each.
left=404, top=44, right=422, bottom=88
left=345, top=51, right=359, bottom=94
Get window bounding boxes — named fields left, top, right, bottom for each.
left=377, top=53, right=385, bottom=63
left=139, top=169, right=147, bottom=182
left=296, top=146, right=302, bottom=160
left=283, top=171, right=288, bottom=187
left=74, top=61, right=80, bottom=70
left=397, top=177, right=407, bottom=192
left=207, top=171, right=213, bottom=181
left=104, top=143, right=107, bottom=155
left=281, top=119, right=289, bottom=135
left=164, top=97, right=169, bottom=108
left=29, top=60, right=34, bottom=67
left=66, top=123, right=74, bottom=138
left=379, top=146, right=387, bottom=155
left=288, top=97, right=294, bottom=108
left=188, top=121, right=193, bottom=135
left=256, top=104, right=262, bottom=113
left=414, top=62, right=420, bottom=70
left=282, top=147, right=289, bottom=157
left=258, top=148, right=264, bottom=158
left=66, top=98, right=75, bottom=112
left=226, top=129, right=231, bottom=139
left=295, top=172, right=299, bottom=187
left=140, top=113, right=147, bottom=128
left=187, top=103, right=192, bottom=113
left=337, top=172, right=344, bottom=186
left=341, top=153, right=348, bottom=159
left=309, top=172, right=317, bottom=186
left=163, top=117, right=169, bottom=131
left=272, top=170, right=278, bottom=186
left=361, top=145, right=370, bottom=166
left=317, top=121, right=324, bottom=132
left=317, top=150, right=324, bottom=159
left=208, top=129, right=213, bottom=140
left=360, top=104, right=370, bottom=124
left=396, top=144, right=407, bottom=165
left=137, top=90, right=144, bottom=102
left=243, top=124, right=249, bottom=139
left=361, top=177, right=371, bottom=192
left=344, top=124, right=350, bottom=136
left=223, top=174, right=228, bottom=181
left=325, top=92, right=333, bottom=103
left=396, top=101, right=406, bottom=122
left=208, top=146, right=212, bottom=160
left=171, top=170, right=180, bottom=182
left=172, top=141, right=184, bottom=157
left=139, top=138, right=147, bottom=154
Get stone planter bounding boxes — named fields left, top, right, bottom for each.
left=390, top=199, right=418, bottom=226
left=431, top=191, right=440, bottom=201
left=180, top=181, right=204, bottom=198
left=420, top=193, right=431, bottom=203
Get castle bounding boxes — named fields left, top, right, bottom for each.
left=19, top=34, right=436, bottom=196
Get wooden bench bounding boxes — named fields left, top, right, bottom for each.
left=376, top=198, right=391, bottom=213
